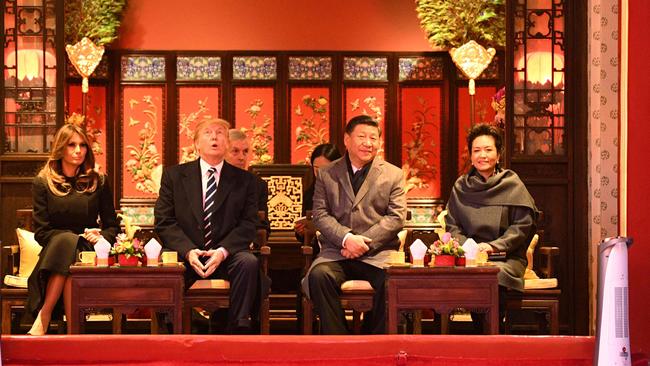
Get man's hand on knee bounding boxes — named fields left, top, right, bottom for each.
left=186, top=248, right=207, bottom=277
left=202, top=249, right=224, bottom=278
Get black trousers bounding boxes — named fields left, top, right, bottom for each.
left=185, top=250, right=259, bottom=330
left=308, top=259, right=386, bottom=334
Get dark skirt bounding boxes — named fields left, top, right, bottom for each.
left=25, top=232, right=93, bottom=319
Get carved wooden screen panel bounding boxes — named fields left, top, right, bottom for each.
left=343, top=56, right=388, bottom=160
left=289, top=86, right=331, bottom=164
left=67, top=84, right=108, bottom=174
left=344, top=87, right=386, bottom=158
left=121, top=86, right=165, bottom=199
left=2, top=0, right=59, bottom=154
left=457, top=86, right=498, bottom=175
left=249, top=164, right=311, bottom=231
left=232, top=56, right=277, bottom=165
left=513, top=1, right=566, bottom=156
left=400, top=86, right=442, bottom=198
left=177, top=86, right=220, bottom=163
left=234, top=87, right=275, bottom=164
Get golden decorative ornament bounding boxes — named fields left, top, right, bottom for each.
left=65, top=37, right=105, bottom=93
left=449, top=40, right=496, bottom=96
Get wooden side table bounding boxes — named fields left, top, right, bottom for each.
left=385, top=266, right=500, bottom=334
left=68, top=264, right=185, bottom=334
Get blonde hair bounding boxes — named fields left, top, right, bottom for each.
left=228, top=128, right=247, bottom=142
left=193, top=118, right=231, bottom=143
left=39, top=124, right=99, bottom=196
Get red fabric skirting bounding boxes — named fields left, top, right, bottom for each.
left=2, top=335, right=595, bottom=366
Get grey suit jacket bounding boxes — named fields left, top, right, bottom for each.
left=302, top=156, right=406, bottom=297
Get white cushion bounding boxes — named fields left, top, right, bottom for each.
left=16, top=228, right=42, bottom=278
left=189, top=279, right=230, bottom=290
left=340, top=280, right=373, bottom=291
left=3, top=274, right=27, bottom=288
left=524, top=278, right=558, bottom=290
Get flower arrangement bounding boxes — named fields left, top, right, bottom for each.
left=429, top=232, right=465, bottom=257
left=111, top=214, right=143, bottom=259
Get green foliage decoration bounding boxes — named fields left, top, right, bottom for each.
left=415, top=0, right=505, bottom=49
left=65, top=0, right=127, bottom=46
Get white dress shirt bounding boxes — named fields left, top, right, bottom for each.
left=199, top=158, right=228, bottom=259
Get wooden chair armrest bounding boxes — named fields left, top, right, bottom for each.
left=258, top=245, right=271, bottom=275
left=1, top=244, right=20, bottom=279
left=301, top=245, right=313, bottom=274
left=539, top=246, right=560, bottom=256
left=537, top=246, right=560, bottom=279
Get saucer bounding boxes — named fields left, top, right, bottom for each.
left=386, top=262, right=411, bottom=268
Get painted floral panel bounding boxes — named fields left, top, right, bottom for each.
left=400, top=87, right=442, bottom=198
left=177, top=56, right=221, bottom=81
left=288, top=57, right=332, bottom=80
left=234, top=87, right=274, bottom=164
left=343, top=57, right=388, bottom=81
left=178, top=87, right=221, bottom=163
left=290, top=87, right=331, bottom=164
left=122, top=86, right=165, bottom=199
left=457, top=86, right=497, bottom=175
left=67, top=84, right=107, bottom=174
left=398, top=57, right=444, bottom=81
left=345, top=87, right=386, bottom=159
left=232, top=57, right=277, bottom=80
left=121, top=56, right=165, bottom=81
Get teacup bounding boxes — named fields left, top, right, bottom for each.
left=78, top=251, right=96, bottom=264
left=161, top=251, right=178, bottom=264
left=389, top=251, right=405, bottom=264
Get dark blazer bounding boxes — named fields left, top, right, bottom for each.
left=154, top=159, right=259, bottom=259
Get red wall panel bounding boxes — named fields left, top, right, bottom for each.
left=116, top=0, right=431, bottom=51
left=627, top=0, right=650, bottom=355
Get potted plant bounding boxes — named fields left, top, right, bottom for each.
left=111, top=214, right=143, bottom=266
left=429, top=232, right=465, bottom=267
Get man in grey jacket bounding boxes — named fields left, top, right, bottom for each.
left=303, top=115, right=406, bottom=334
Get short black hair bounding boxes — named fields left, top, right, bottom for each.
left=466, top=123, right=504, bottom=155
left=310, top=143, right=342, bottom=165
left=344, top=115, right=381, bottom=136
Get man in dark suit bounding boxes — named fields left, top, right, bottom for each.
left=155, top=118, right=259, bottom=332
left=226, top=128, right=270, bottom=244
left=303, top=115, right=406, bottom=334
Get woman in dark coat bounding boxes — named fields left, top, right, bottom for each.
left=294, top=143, right=342, bottom=245
left=445, top=124, right=538, bottom=292
left=26, top=124, right=119, bottom=335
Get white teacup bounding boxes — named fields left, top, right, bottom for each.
left=161, top=251, right=178, bottom=264
left=78, top=251, right=96, bottom=264
left=389, top=251, right=405, bottom=264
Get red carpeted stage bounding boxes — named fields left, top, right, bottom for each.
left=1, top=335, right=599, bottom=366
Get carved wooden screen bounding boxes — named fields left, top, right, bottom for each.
left=249, top=164, right=312, bottom=231
left=232, top=56, right=277, bottom=165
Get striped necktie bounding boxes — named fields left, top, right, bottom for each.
left=203, top=167, right=217, bottom=248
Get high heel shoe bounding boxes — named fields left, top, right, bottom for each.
left=27, top=311, right=49, bottom=336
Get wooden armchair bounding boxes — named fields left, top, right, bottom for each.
left=1, top=209, right=36, bottom=334
left=182, top=211, right=271, bottom=334
left=505, top=233, right=561, bottom=334
left=300, top=227, right=407, bottom=334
